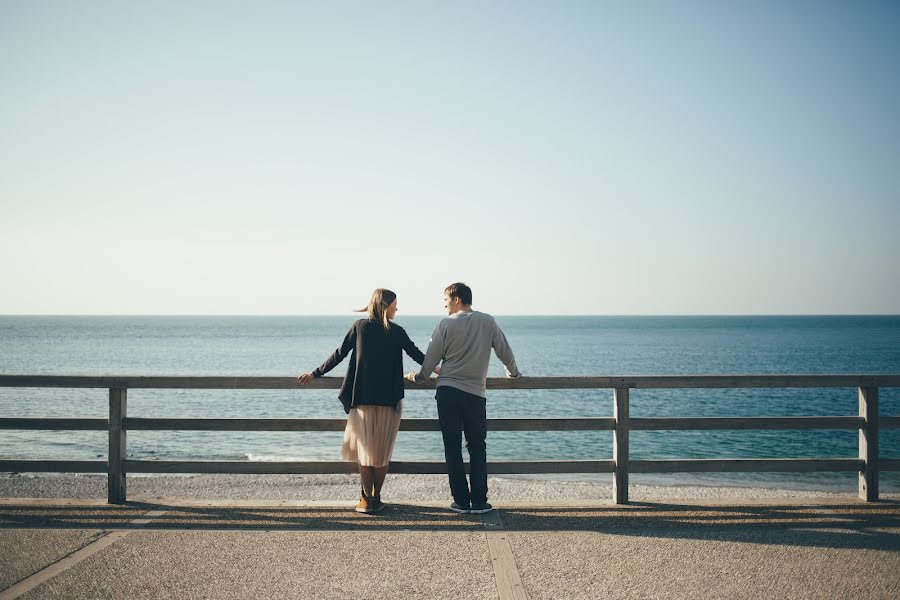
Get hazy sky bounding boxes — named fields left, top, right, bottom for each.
left=2, top=1, right=899, bottom=315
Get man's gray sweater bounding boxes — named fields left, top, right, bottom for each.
left=414, top=310, right=520, bottom=397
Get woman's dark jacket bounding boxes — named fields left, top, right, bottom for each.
left=313, top=319, right=425, bottom=414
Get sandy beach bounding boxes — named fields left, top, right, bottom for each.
left=4, top=473, right=895, bottom=504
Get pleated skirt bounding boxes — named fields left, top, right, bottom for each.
left=341, top=401, right=402, bottom=467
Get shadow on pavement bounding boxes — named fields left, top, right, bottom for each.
left=1, top=500, right=898, bottom=550
left=0, top=501, right=484, bottom=531
left=500, top=500, right=900, bottom=551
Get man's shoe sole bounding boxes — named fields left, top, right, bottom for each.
left=469, top=507, right=493, bottom=514
left=450, top=506, right=471, bottom=514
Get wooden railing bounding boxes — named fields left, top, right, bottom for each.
left=1, top=374, right=898, bottom=504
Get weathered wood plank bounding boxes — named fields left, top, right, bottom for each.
left=0, top=418, right=108, bottom=430
left=2, top=374, right=899, bottom=389
left=402, top=460, right=615, bottom=475
left=0, top=376, right=333, bottom=389
left=123, top=417, right=616, bottom=432
left=0, top=460, right=107, bottom=473
left=858, top=386, right=879, bottom=502
left=614, top=388, right=629, bottom=504
left=125, top=460, right=360, bottom=474
left=482, top=511, right=528, bottom=600
left=393, top=460, right=615, bottom=475
left=485, top=531, right=528, bottom=600
left=108, top=388, right=127, bottom=504
left=629, top=416, right=864, bottom=430
left=623, top=375, right=900, bottom=389
left=34, top=415, right=879, bottom=433
left=491, top=460, right=615, bottom=474
left=125, top=418, right=350, bottom=431
left=629, top=458, right=864, bottom=473
left=472, top=418, right=615, bottom=431
left=0, top=415, right=878, bottom=433
left=123, top=459, right=615, bottom=475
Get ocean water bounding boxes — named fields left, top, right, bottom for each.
left=1, top=315, right=898, bottom=492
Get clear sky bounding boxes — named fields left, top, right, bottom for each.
left=2, top=1, right=898, bottom=315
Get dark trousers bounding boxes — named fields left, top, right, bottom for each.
left=436, top=386, right=488, bottom=505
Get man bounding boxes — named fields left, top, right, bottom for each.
left=407, top=282, right=520, bottom=514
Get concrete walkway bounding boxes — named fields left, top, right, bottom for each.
left=1, top=498, right=899, bottom=599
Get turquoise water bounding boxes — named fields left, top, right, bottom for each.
left=1, top=315, right=898, bottom=491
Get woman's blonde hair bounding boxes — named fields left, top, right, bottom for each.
left=356, top=288, right=396, bottom=331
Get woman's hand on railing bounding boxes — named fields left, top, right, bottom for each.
left=297, top=373, right=315, bottom=385
left=405, top=371, right=420, bottom=383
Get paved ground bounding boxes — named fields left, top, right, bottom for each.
left=1, top=498, right=899, bottom=599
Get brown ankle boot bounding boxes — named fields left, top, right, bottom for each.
left=355, top=495, right=373, bottom=513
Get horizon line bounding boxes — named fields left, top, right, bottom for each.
left=1, top=313, right=898, bottom=318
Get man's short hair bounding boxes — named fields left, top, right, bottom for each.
left=444, top=282, right=473, bottom=305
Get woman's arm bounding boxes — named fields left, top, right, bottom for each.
left=400, top=329, right=426, bottom=365
left=297, top=323, right=357, bottom=384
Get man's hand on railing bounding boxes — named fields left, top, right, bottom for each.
left=297, top=373, right=315, bottom=385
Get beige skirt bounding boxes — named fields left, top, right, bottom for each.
left=341, top=401, right=402, bottom=467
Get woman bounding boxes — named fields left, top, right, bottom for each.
left=298, top=288, right=424, bottom=513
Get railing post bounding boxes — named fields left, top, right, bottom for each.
left=858, top=386, right=878, bottom=502
left=108, top=387, right=127, bottom=504
left=614, top=387, right=629, bottom=504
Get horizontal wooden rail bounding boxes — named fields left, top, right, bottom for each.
left=0, top=460, right=107, bottom=473
left=122, top=417, right=616, bottom=432
left=124, top=459, right=615, bottom=475
left=2, top=374, right=900, bottom=389
left=0, top=418, right=108, bottom=430
left=0, top=458, right=881, bottom=475
left=882, top=416, right=900, bottom=429
left=882, top=459, right=900, bottom=471
left=629, top=458, right=865, bottom=473
left=124, top=417, right=349, bottom=432
left=0, top=416, right=881, bottom=433
left=629, top=416, right=864, bottom=430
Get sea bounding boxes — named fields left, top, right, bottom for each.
left=1, top=315, right=898, bottom=492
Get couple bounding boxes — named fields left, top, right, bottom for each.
left=297, top=282, right=520, bottom=515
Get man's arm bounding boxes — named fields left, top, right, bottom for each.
left=491, top=320, right=521, bottom=378
left=409, top=323, right=444, bottom=383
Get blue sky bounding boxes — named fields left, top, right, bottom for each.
left=1, top=1, right=898, bottom=315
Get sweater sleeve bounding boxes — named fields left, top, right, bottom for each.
left=414, top=323, right=444, bottom=382
left=491, top=320, right=521, bottom=378
left=312, top=323, right=357, bottom=377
